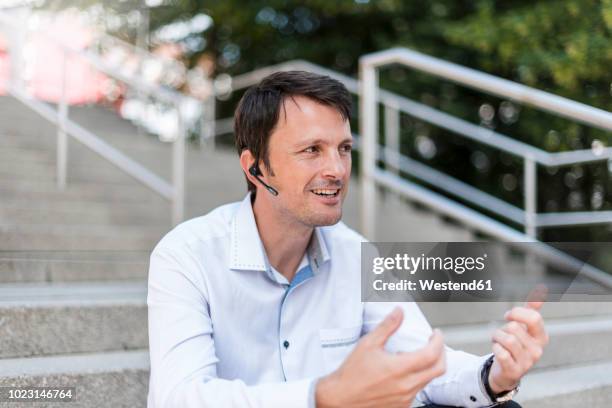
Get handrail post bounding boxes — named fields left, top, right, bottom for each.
left=359, top=59, right=378, bottom=240
left=172, top=100, right=186, bottom=225
left=524, top=155, right=542, bottom=277
left=524, top=156, right=537, bottom=238
left=202, top=88, right=216, bottom=150
left=384, top=103, right=400, bottom=174
left=57, top=50, right=69, bottom=190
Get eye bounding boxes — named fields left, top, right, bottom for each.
left=341, top=144, right=353, bottom=153
left=304, top=146, right=318, bottom=153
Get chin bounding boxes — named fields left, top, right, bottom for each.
left=308, top=211, right=342, bottom=227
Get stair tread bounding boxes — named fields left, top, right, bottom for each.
left=0, top=349, right=149, bottom=377
left=520, top=359, right=612, bottom=401
left=443, top=313, right=612, bottom=345
left=0, top=281, right=146, bottom=305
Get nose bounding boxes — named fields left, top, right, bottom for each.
left=322, top=149, right=348, bottom=180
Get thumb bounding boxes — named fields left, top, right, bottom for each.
left=366, top=307, right=403, bottom=348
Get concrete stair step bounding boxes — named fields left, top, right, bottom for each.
left=0, top=350, right=149, bottom=408
left=0, top=136, right=174, bottom=171
left=443, top=314, right=612, bottom=369
left=518, top=359, right=612, bottom=408
left=0, top=281, right=147, bottom=358
left=420, top=301, right=612, bottom=326
left=0, top=187, right=245, bottom=223
left=3, top=350, right=612, bottom=408
left=0, top=180, right=168, bottom=204
left=0, top=147, right=241, bottom=184
left=0, top=250, right=149, bottom=283
left=0, top=199, right=170, bottom=226
left=0, top=224, right=164, bottom=251
left=0, top=161, right=162, bottom=185
left=0, top=145, right=55, bottom=163
left=0, top=180, right=245, bottom=216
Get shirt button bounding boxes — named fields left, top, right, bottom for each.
left=283, top=340, right=290, bottom=349
left=470, top=395, right=477, bottom=402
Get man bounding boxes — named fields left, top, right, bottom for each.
left=147, top=71, right=548, bottom=408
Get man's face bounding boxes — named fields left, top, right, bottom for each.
left=262, top=95, right=352, bottom=227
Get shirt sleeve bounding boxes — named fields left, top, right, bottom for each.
left=147, top=245, right=315, bottom=408
left=362, top=302, right=494, bottom=408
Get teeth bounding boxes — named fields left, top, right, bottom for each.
left=313, top=189, right=338, bottom=196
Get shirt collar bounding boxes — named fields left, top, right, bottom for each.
left=229, top=193, right=331, bottom=273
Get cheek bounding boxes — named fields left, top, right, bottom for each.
left=276, top=163, right=316, bottom=194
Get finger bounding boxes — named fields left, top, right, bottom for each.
left=364, top=307, right=404, bottom=348
left=396, top=329, right=445, bottom=373
left=492, top=342, right=520, bottom=378
left=492, top=329, right=525, bottom=369
left=526, top=284, right=548, bottom=311
left=504, top=306, right=547, bottom=342
left=496, top=324, right=534, bottom=373
left=400, top=345, right=447, bottom=390
left=503, top=322, right=543, bottom=365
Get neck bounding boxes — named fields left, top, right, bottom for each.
left=252, top=193, right=313, bottom=283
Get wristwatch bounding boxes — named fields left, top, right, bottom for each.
left=481, top=355, right=519, bottom=404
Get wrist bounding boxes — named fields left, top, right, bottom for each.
left=488, top=372, right=518, bottom=395
left=482, top=355, right=519, bottom=401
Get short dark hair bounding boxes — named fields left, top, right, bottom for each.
left=234, top=70, right=352, bottom=194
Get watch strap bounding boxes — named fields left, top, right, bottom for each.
left=481, top=355, right=519, bottom=403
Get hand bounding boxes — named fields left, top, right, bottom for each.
left=488, top=289, right=549, bottom=394
left=316, top=307, right=446, bottom=408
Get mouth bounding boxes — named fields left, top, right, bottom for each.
left=311, top=188, right=340, bottom=197
left=310, top=188, right=342, bottom=205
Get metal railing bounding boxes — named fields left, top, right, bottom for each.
left=0, top=10, right=197, bottom=225
left=360, top=47, right=612, bottom=239
left=358, top=47, right=612, bottom=287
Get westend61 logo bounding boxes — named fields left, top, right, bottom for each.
left=372, top=253, right=488, bottom=275
left=361, top=242, right=612, bottom=302
left=370, top=251, right=493, bottom=294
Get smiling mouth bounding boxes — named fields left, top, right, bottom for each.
left=311, top=188, right=340, bottom=197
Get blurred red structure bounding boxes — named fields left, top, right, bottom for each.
left=0, top=33, right=8, bottom=95
left=0, top=13, right=108, bottom=104
left=28, top=14, right=107, bottom=104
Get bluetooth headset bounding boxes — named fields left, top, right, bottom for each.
left=249, top=164, right=279, bottom=196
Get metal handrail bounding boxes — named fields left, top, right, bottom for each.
left=362, top=47, right=612, bottom=132
left=357, top=47, right=612, bottom=287
left=0, top=11, right=190, bottom=224
left=359, top=47, right=612, bottom=240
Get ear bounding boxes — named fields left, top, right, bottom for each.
left=240, top=150, right=258, bottom=185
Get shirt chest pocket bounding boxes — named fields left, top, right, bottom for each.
left=319, top=325, right=362, bottom=374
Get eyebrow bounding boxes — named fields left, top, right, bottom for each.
left=295, top=137, right=353, bottom=149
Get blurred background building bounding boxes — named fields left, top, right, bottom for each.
left=1, top=1, right=612, bottom=407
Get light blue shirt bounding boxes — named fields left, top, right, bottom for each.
left=147, top=193, right=494, bottom=408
